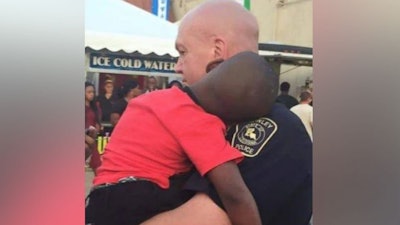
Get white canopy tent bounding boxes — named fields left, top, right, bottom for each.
left=85, top=0, right=179, bottom=57
left=84, top=0, right=182, bottom=94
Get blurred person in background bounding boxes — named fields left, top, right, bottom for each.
left=85, top=81, right=102, bottom=175
left=144, top=76, right=160, bottom=93
left=97, top=76, right=118, bottom=124
left=290, top=91, right=313, bottom=142
left=276, top=82, right=299, bottom=109
left=85, top=127, right=97, bottom=161
left=110, top=80, right=142, bottom=127
left=167, top=80, right=183, bottom=89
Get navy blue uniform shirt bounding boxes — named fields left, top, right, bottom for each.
left=184, top=103, right=312, bottom=225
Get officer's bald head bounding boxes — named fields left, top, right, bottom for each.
left=175, top=0, right=260, bottom=85
left=179, top=0, right=259, bottom=57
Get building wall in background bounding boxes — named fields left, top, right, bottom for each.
left=274, top=0, right=312, bottom=47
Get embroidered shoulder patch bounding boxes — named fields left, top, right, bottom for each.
left=231, top=117, right=277, bottom=157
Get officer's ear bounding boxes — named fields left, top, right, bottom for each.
left=213, top=37, right=227, bottom=59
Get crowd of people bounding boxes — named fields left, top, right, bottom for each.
left=85, top=0, right=313, bottom=225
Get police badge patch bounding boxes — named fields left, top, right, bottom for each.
left=230, top=117, right=277, bottom=157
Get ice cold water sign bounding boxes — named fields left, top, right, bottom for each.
left=89, top=53, right=177, bottom=73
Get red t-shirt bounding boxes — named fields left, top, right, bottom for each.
left=94, top=87, right=243, bottom=189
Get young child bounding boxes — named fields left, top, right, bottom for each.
left=85, top=51, right=279, bottom=225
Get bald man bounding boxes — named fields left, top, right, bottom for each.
left=141, top=0, right=312, bottom=225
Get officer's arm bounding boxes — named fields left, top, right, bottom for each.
left=206, top=161, right=262, bottom=225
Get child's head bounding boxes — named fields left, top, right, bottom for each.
left=189, top=51, right=279, bottom=124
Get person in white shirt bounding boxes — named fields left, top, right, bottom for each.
left=291, top=91, right=313, bottom=142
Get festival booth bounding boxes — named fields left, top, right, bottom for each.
left=85, top=0, right=181, bottom=92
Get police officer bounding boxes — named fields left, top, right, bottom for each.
left=191, top=103, right=312, bottom=225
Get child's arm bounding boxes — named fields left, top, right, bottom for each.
left=206, top=161, right=262, bottom=225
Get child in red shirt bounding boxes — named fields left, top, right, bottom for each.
left=85, top=51, right=278, bottom=225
